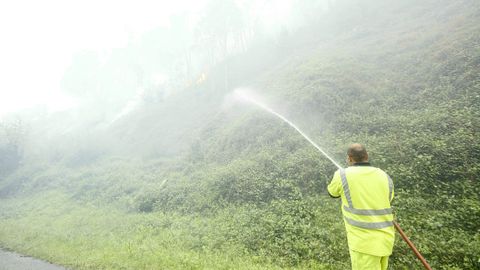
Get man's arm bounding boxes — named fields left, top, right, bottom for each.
left=327, top=170, right=341, bottom=198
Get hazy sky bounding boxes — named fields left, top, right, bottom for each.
left=0, top=0, right=294, bottom=119
left=0, top=0, right=210, bottom=118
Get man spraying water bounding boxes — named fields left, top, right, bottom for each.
left=234, top=89, right=432, bottom=270
left=327, top=143, right=395, bottom=270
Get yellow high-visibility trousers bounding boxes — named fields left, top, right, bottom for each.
left=349, top=249, right=389, bottom=270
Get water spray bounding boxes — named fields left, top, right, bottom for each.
left=234, top=88, right=432, bottom=270
left=234, top=89, right=342, bottom=169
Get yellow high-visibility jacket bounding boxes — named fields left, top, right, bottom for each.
left=327, top=163, right=395, bottom=257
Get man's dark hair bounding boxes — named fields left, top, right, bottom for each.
left=347, top=143, right=368, bottom=162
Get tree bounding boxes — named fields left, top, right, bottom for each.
left=0, top=118, right=25, bottom=175
left=195, top=0, right=245, bottom=90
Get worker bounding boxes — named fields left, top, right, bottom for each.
left=327, top=143, right=395, bottom=270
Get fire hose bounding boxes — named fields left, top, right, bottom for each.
left=394, top=221, right=433, bottom=270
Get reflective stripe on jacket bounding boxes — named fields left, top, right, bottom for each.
left=339, top=168, right=394, bottom=229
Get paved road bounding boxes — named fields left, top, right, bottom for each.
left=0, top=249, right=66, bottom=270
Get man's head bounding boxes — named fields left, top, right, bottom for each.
left=347, top=143, right=368, bottom=165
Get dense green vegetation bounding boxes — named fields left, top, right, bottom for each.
left=1, top=0, right=479, bottom=269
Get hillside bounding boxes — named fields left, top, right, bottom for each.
left=0, top=0, right=479, bottom=269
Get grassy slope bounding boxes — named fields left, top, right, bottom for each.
left=1, top=0, right=479, bottom=269
left=0, top=192, right=285, bottom=270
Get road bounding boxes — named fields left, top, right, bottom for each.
left=0, top=249, right=66, bottom=270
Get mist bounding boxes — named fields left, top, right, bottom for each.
left=0, top=0, right=479, bottom=269
left=1, top=0, right=332, bottom=162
